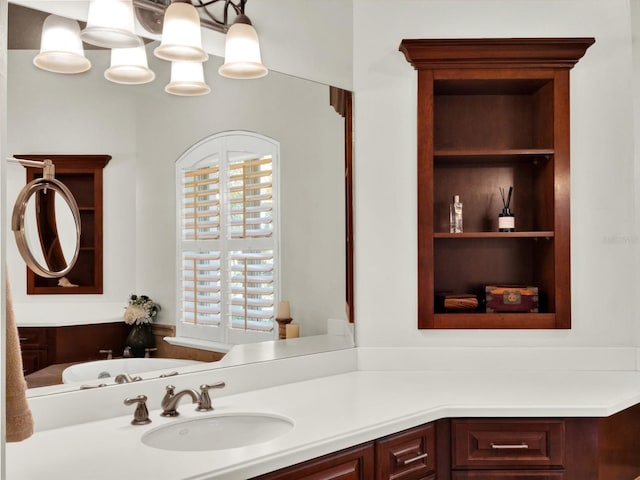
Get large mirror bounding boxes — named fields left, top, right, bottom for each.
left=5, top=4, right=353, bottom=397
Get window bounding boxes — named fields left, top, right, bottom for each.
left=176, top=132, right=279, bottom=345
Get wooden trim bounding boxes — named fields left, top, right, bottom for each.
left=400, top=38, right=595, bottom=70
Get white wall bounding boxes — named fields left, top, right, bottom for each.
left=6, top=50, right=138, bottom=322
left=631, top=0, right=640, bottom=347
left=353, top=0, right=639, bottom=348
left=5, top=47, right=345, bottom=337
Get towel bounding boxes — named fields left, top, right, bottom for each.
left=5, top=274, right=34, bottom=442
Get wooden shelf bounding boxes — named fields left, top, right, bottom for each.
left=433, top=313, right=557, bottom=329
left=401, top=37, right=594, bottom=330
left=435, top=231, right=554, bottom=239
left=434, top=149, right=554, bottom=163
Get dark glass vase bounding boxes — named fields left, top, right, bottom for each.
left=125, top=323, right=155, bottom=358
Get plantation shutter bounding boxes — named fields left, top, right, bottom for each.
left=227, top=156, right=273, bottom=239
left=177, top=133, right=279, bottom=344
left=182, top=165, right=220, bottom=240
left=229, top=250, right=274, bottom=331
left=181, top=251, right=221, bottom=326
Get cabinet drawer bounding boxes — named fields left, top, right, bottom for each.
left=452, top=420, right=564, bottom=469
left=17, top=327, right=49, bottom=349
left=21, top=350, right=48, bottom=375
left=452, top=471, right=564, bottom=480
left=376, top=423, right=436, bottom=480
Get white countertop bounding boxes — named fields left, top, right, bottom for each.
left=7, top=369, right=640, bottom=480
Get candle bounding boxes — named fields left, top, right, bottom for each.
left=286, top=323, right=299, bottom=338
left=276, top=301, right=290, bottom=319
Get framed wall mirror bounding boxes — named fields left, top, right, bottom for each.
left=5, top=4, right=354, bottom=397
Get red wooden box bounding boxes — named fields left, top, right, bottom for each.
left=485, top=285, right=538, bottom=313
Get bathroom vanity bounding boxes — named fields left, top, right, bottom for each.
left=7, top=352, right=640, bottom=480
left=254, top=411, right=640, bottom=479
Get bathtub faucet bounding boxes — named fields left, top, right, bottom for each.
left=114, top=373, right=143, bottom=384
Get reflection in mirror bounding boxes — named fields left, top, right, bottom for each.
left=6, top=4, right=354, bottom=398
left=11, top=172, right=81, bottom=279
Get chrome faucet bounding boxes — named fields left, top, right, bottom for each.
left=160, top=382, right=226, bottom=416
left=160, top=385, right=200, bottom=417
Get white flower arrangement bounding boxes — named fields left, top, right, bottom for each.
left=123, top=294, right=160, bottom=325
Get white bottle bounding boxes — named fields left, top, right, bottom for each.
left=450, top=195, right=463, bottom=233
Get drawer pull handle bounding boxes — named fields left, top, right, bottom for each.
left=490, top=442, right=529, bottom=450
left=403, top=452, right=428, bottom=465
left=19, top=337, right=28, bottom=342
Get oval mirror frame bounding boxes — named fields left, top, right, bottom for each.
left=11, top=177, right=81, bottom=278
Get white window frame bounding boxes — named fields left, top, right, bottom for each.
left=175, top=131, right=280, bottom=345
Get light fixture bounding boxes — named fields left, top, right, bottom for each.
left=33, top=15, right=91, bottom=74
left=33, top=0, right=267, bottom=94
left=105, top=46, right=156, bottom=85
left=218, top=14, right=267, bottom=79
left=81, top=0, right=141, bottom=49
left=137, top=0, right=267, bottom=78
left=165, top=61, right=211, bottom=96
left=153, top=1, right=208, bottom=62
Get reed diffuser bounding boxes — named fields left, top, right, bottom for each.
left=498, top=186, right=515, bottom=232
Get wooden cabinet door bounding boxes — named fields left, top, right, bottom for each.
left=251, top=442, right=374, bottom=480
left=452, top=419, right=565, bottom=469
left=451, top=472, right=564, bottom=479
left=377, top=423, right=436, bottom=480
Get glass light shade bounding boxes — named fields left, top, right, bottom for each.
left=105, top=46, right=155, bottom=85
left=33, top=15, right=91, bottom=74
left=154, top=2, right=208, bottom=62
left=165, top=61, right=210, bottom=96
left=81, top=0, right=140, bottom=48
left=218, top=18, right=268, bottom=79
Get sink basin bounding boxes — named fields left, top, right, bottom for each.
left=141, top=413, right=294, bottom=451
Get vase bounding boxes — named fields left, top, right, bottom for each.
left=125, top=323, right=156, bottom=358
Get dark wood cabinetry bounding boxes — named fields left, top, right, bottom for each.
left=450, top=419, right=565, bottom=478
left=253, top=424, right=435, bottom=480
left=399, top=38, right=594, bottom=329
left=251, top=442, right=375, bottom=480
left=18, top=323, right=129, bottom=375
left=377, top=423, right=436, bottom=480
left=16, top=154, right=110, bottom=294
left=253, top=404, right=640, bottom=480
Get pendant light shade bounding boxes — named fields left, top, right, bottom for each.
left=81, top=0, right=141, bottom=48
left=165, top=61, right=211, bottom=96
left=33, top=15, right=91, bottom=74
left=218, top=15, right=268, bottom=79
left=105, top=46, right=155, bottom=85
left=154, top=2, right=208, bottom=63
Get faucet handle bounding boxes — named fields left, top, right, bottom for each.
left=99, top=349, right=113, bottom=360
left=80, top=383, right=108, bottom=390
left=161, top=384, right=176, bottom=405
left=124, top=395, right=151, bottom=425
left=197, top=381, right=226, bottom=412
